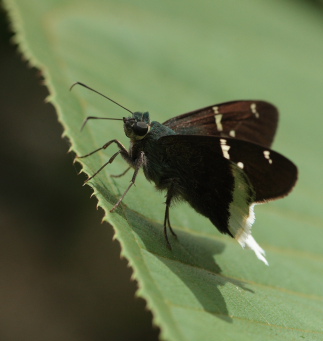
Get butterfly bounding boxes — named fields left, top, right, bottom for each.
left=72, top=82, right=298, bottom=265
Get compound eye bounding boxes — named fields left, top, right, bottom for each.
left=133, top=122, right=149, bottom=136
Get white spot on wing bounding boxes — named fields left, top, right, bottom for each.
left=228, top=164, right=268, bottom=265
left=250, top=103, right=260, bottom=118
left=212, top=106, right=219, bottom=114
left=263, top=150, right=273, bottom=164
left=220, top=139, right=230, bottom=159
left=229, top=130, right=236, bottom=137
left=237, top=162, right=244, bottom=169
left=214, top=113, right=223, bottom=131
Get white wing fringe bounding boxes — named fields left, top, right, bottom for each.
left=237, top=234, right=269, bottom=266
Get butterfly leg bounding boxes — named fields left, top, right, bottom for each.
left=163, top=181, right=178, bottom=249
left=82, top=150, right=122, bottom=184
left=77, top=139, right=128, bottom=158
left=77, top=139, right=133, bottom=184
left=111, top=166, right=131, bottom=178
left=110, top=151, right=145, bottom=212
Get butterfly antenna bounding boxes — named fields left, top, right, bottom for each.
left=70, top=82, right=134, bottom=114
left=80, top=116, right=123, bottom=131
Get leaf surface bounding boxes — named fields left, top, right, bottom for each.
left=4, top=0, right=323, bottom=340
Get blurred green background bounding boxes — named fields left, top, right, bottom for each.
left=0, top=7, right=159, bottom=341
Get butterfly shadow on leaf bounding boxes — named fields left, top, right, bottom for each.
left=94, top=181, right=254, bottom=323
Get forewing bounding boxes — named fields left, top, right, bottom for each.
left=208, top=136, right=297, bottom=202
left=163, top=100, right=278, bottom=148
left=159, top=135, right=297, bottom=203
left=158, top=135, right=253, bottom=236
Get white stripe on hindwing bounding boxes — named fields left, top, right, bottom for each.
left=228, top=163, right=268, bottom=265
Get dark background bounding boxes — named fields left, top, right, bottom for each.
left=0, top=7, right=158, bottom=341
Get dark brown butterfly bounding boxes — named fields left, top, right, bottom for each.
left=72, top=82, right=298, bottom=265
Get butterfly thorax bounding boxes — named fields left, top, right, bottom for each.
left=128, top=120, right=177, bottom=187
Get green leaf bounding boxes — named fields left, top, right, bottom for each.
left=4, top=0, right=323, bottom=340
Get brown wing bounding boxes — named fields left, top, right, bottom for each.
left=163, top=100, right=278, bottom=148
left=159, top=134, right=297, bottom=203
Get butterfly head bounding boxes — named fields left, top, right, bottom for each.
left=123, top=112, right=151, bottom=140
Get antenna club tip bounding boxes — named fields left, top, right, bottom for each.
left=70, top=81, right=89, bottom=91
left=69, top=82, right=134, bottom=114
left=70, top=82, right=79, bottom=91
